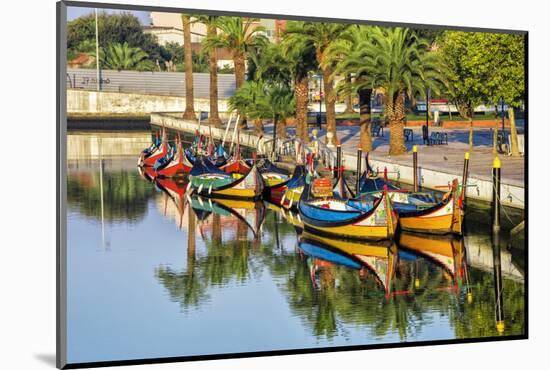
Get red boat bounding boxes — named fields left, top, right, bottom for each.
left=140, top=127, right=168, bottom=167
left=155, top=134, right=194, bottom=178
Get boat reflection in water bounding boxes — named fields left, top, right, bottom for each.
left=299, top=233, right=397, bottom=297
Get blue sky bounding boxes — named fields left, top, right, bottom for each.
left=67, top=6, right=151, bottom=25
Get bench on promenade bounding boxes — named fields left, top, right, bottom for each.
left=307, top=112, right=326, bottom=127
left=404, top=128, right=414, bottom=142
left=428, top=132, right=448, bottom=145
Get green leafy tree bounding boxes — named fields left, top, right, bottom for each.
left=67, top=11, right=169, bottom=67
left=437, top=31, right=493, bottom=151
left=483, top=34, right=525, bottom=156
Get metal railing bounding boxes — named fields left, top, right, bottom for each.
left=258, top=132, right=336, bottom=170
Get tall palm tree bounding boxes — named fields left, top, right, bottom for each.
left=181, top=14, right=196, bottom=120
left=284, top=21, right=350, bottom=146
left=351, top=27, right=441, bottom=155
left=331, top=25, right=375, bottom=152
left=206, top=17, right=268, bottom=128
left=281, top=35, right=317, bottom=143
left=195, top=15, right=222, bottom=127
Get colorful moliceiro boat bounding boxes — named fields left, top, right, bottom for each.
left=298, top=176, right=398, bottom=241
left=188, top=155, right=264, bottom=200
left=139, top=128, right=168, bottom=167
left=153, top=135, right=194, bottom=177
left=266, top=164, right=306, bottom=206
left=398, top=184, right=463, bottom=235
left=255, top=157, right=290, bottom=187
left=359, top=175, right=463, bottom=235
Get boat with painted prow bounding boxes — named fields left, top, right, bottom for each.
left=298, top=169, right=398, bottom=241
left=139, top=127, right=169, bottom=167
left=358, top=170, right=463, bottom=235
left=189, top=155, right=265, bottom=200
left=154, top=134, right=194, bottom=177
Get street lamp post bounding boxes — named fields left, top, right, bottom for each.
left=424, top=88, right=430, bottom=145
left=501, top=97, right=505, bottom=138
left=314, top=74, right=323, bottom=130
left=95, top=8, right=100, bottom=91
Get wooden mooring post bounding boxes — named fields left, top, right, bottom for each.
left=356, top=145, right=363, bottom=192
left=412, top=145, right=418, bottom=192
left=492, top=156, right=501, bottom=233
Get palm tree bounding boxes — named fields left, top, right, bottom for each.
left=263, top=83, right=296, bottom=141
left=284, top=21, right=350, bottom=146
left=281, top=35, right=317, bottom=143
left=93, top=42, right=154, bottom=71
left=195, top=15, right=222, bottom=127
left=351, top=27, right=441, bottom=155
left=229, top=81, right=295, bottom=140
left=228, top=81, right=267, bottom=135
left=181, top=14, right=196, bottom=120
left=206, top=17, right=268, bottom=128
left=328, top=25, right=373, bottom=152
left=330, top=25, right=375, bottom=152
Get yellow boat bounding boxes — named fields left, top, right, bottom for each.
left=189, top=156, right=265, bottom=200
left=298, top=190, right=398, bottom=241
left=398, top=188, right=463, bottom=235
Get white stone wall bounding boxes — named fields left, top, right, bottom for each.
left=67, top=90, right=229, bottom=115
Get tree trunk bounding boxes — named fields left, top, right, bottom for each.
left=492, top=124, right=498, bottom=154
left=468, top=117, right=474, bottom=151
left=388, top=92, right=407, bottom=156
left=182, top=15, right=196, bottom=120
left=344, top=74, right=355, bottom=114
left=358, top=88, right=372, bottom=152
left=277, top=117, right=287, bottom=139
left=295, top=76, right=309, bottom=143
left=233, top=50, right=247, bottom=129
left=508, top=107, right=520, bottom=156
left=322, top=66, right=337, bottom=145
left=207, top=24, right=221, bottom=127
left=254, top=118, right=264, bottom=136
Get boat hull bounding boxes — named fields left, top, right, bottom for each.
left=191, top=166, right=264, bottom=200
left=299, top=193, right=398, bottom=241
left=399, top=196, right=462, bottom=235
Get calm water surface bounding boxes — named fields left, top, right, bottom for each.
left=66, top=130, right=525, bottom=364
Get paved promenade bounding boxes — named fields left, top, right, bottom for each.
left=264, top=123, right=525, bottom=187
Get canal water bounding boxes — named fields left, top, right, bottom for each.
left=66, top=130, right=525, bottom=364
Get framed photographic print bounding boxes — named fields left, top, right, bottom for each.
left=57, top=1, right=527, bottom=368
